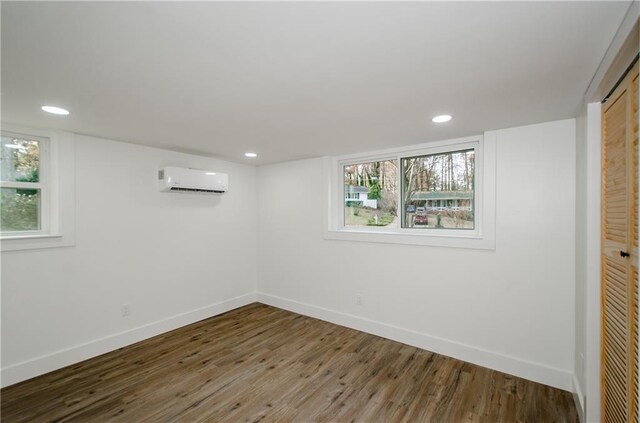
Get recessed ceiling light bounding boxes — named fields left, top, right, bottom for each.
left=205, top=172, right=217, bottom=176
left=432, top=114, right=452, bottom=123
left=41, top=105, right=70, bottom=115
left=245, top=152, right=257, bottom=158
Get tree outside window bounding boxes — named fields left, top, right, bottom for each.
left=402, top=149, right=474, bottom=229
left=344, top=160, right=398, bottom=228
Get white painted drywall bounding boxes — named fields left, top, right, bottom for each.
left=257, top=119, right=576, bottom=390
left=574, top=102, right=603, bottom=422
left=574, top=104, right=588, bottom=421
left=1, top=134, right=258, bottom=386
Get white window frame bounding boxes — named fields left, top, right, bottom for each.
left=0, top=124, right=75, bottom=251
left=0, top=131, right=50, bottom=236
left=324, top=132, right=496, bottom=249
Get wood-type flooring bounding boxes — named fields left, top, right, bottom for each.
left=1, top=303, right=578, bottom=422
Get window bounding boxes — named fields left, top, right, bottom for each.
left=402, top=149, right=474, bottom=229
left=325, top=134, right=496, bottom=249
left=0, top=124, right=76, bottom=251
left=1, top=134, right=48, bottom=234
left=344, top=160, right=397, bottom=229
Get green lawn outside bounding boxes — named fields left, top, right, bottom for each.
left=345, top=206, right=395, bottom=227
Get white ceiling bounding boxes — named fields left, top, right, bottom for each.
left=1, top=1, right=631, bottom=165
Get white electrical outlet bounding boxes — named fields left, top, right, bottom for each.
left=122, top=304, right=131, bottom=317
left=356, top=294, right=363, bottom=306
left=580, top=353, right=585, bottom=374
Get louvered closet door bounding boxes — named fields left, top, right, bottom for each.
left=602, top=61, right=639, bottom=423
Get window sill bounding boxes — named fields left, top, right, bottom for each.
left=323, top=228, right=495, bottom=250
left=2, top=233, right=62, bottom=241
left=1, top=232, right=74, bottom=252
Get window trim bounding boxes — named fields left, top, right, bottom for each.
left=324, top=132, right=496, bottom=249
left=0, top=124, right=75, bottom=251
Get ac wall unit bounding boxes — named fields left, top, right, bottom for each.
left=158, top=166, right=228, bottom=193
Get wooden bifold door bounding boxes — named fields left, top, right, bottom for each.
left=601, top=61, right=639, bottom=423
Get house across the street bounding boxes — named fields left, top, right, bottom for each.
left=408, top=190, right=473, bottom=212
left=345, top=185, right=377, bottom=208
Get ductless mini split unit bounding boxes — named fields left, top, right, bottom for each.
left=158, top=166, right=228, bottom=194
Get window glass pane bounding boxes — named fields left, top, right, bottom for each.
left=402, top=149, right=474, bottom=229
left=1, top=187, right=40, bottom=232
left=0, top=136, right=40, bottom=183
left=344, top=160, right=397, bottom=228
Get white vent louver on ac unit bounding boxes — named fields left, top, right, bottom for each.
left=159, top=166, right=228, bottom=193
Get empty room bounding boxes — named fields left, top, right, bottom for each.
left=1, top=1, right=639, bottom=422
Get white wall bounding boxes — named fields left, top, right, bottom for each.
left=257, top=119, right=576, bottom=390
left=1, top=134, right=258, bottom=386
left=574, top=104, right=588, bottom=421
left=574, top=102, right=604, bottom=422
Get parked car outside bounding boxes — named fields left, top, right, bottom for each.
left=414, top=214, right=428, bottom=225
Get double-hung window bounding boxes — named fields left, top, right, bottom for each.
left=0, top=133, right=48, bottom=235
left=0, top=124, right=75, bottom=251
left=326, top=134, right=496, bottom=249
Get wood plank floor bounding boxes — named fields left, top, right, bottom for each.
left=1, top=303, right=578, bottom=422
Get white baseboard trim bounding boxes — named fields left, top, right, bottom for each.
left=256, top=293, right=573, bottom=392
left=572, top=374, right=586, bottom=423
left=1, top=292, right=257, bottom=388
left=2, top=292, right=574, bottom=394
